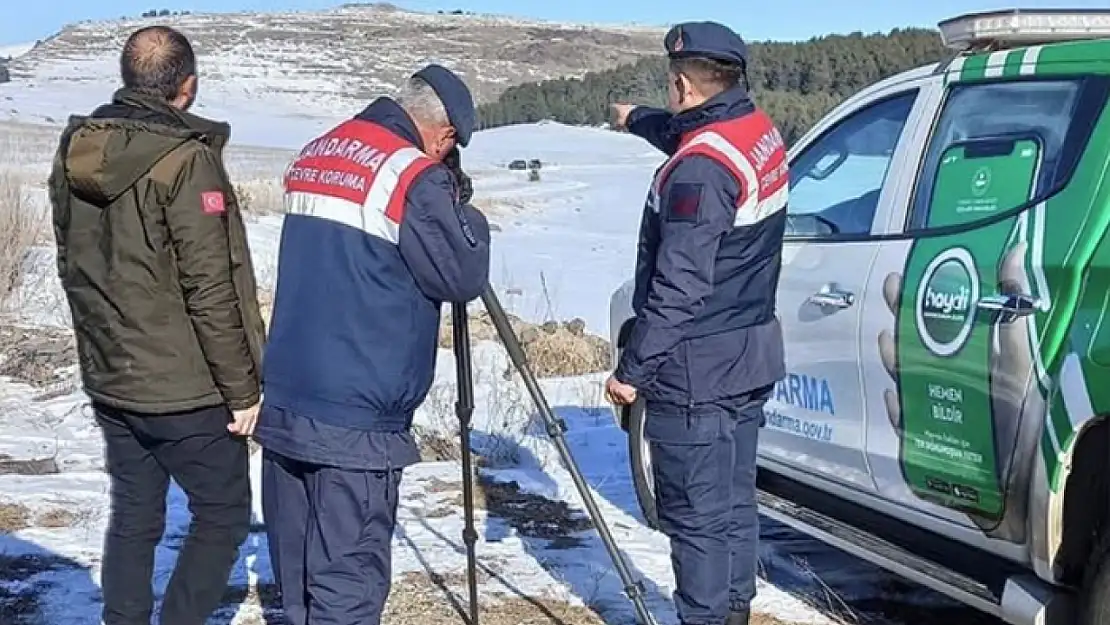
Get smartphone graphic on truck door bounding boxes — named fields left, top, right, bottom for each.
left=893, top=135, right=1042, bottom=521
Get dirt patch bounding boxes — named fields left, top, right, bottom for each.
left=0, top=325, right=76, bottom=395
left=0, top=455, right=59, bottom=476
left=422, top=505, right=455, bottom=519
left=416, top=474, right=591, bottom=545
left=478, top=475, right=592, bottom=541
left=424, top=477, right=465, bottom=494
left=0, top=502, right=30, bottom=533
left=419, top=474, right=488, bottom=512
left=439, top=310, right=611, bottom=378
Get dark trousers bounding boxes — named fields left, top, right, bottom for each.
left=96, top=403, right=251, bottom=625
left=261, top=450, right=403, bottom=625
left=646, top=393, right=767, bottom=625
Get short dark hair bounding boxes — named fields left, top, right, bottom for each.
left=669, top=56, right=746, bottom=94
left=119, top=26, right=196, bottom=101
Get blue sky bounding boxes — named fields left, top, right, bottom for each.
left=3, top=0, right=1108, bottom=46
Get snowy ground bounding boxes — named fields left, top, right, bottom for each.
left=0, top=90, right=987, bottom=624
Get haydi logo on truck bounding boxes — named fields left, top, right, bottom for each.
left=916, top=247, right=979, bottom=357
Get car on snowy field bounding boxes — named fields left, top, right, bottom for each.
left=607, top=9, right=1110, bottom=625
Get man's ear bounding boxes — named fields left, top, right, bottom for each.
left=674, top=72, right=693, bottom=105
left=433, top=125, right=457, bottom=159
left=442, top=125, right=458, bottom=147
left=177, top=74, right=198, bottom=109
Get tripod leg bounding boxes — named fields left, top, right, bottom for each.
left=478, top=288, right=658, bottom=625
left=452, top=303, right=480, bottom=625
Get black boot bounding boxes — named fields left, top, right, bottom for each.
left=726, top=607, right=750, bottom=625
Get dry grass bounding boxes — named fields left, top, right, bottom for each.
left=517, top=319, right=611, bottom=378
left=235, top=179, right=286, bottom=216
left=416, top=428, right=462, bottom=462
left=0, top=172, right=45, bottom=314
left=439, top=310, right=611, bottom=378
left=217, top=573, right=806, bottom=625
left=0, top=502, right=31, bottom=533
left=751, top=616, right=805, bottom=625
left=413, top=383, right=464, bottom=462
left=256, top=288, right=274, bottom=335
left=381, top=571, right=607, bottom=625
left=217, top=571, right=608, bottom=625
left=34, top=508, right=78, bottom=528
left=0, top=324, right=77, bottom=397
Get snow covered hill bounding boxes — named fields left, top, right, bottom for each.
left=0, top=4, right=663, bottom=147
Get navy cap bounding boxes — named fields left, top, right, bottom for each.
left=664, top=21, right=748, bottom=67
left=413, top=64, right=476, bottom=148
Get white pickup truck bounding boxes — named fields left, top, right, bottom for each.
left=608, top=9, right=1110, bottom=625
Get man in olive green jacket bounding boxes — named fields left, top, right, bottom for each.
left=47, top=25, right=265, bottom=625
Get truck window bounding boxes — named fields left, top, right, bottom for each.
left=908, top=77, right=1110, bottom=230
left=786, top=90, right=918, bottom=239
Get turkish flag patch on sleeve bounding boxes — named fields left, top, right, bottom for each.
left=665, top=182, right=702, bottom=223
left=201, top=191, right=226, bottom=215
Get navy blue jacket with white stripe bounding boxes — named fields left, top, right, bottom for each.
left=260, top=97, right=490, bottom=435
left=614, top=86, right=788, bottom=408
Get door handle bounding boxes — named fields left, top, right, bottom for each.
left=807, top=283, right=855, bottom=309
left=976, top=293, right=1044, bottom=323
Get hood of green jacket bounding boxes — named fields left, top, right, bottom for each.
left=61, top=88, right=231, bottom=205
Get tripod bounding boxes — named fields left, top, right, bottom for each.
left=450, top=287, right=658, bottom=625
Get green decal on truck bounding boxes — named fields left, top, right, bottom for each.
left=896, top=137, right=1042, bottom=519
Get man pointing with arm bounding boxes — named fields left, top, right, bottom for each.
left=607, top=22, right=789, bottom=625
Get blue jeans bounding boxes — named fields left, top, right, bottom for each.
left=646, top=393, right=767, bottom=625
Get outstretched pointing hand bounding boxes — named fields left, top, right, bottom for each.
left=610, top=103, right=637, bottom=131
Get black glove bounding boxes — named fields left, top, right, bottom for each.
left=444, top=146, right=473, bottom=205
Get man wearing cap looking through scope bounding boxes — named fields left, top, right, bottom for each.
left=606, top=21, right=789, bottom=625
left=254, top=64, right=490, bottom=625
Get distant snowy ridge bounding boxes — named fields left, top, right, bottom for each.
left=0, top=5, right=663, bottom=147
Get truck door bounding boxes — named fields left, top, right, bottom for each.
left=758, top=87, right=924, bottom=493
left=861, top=73, right=1110, bottom=540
